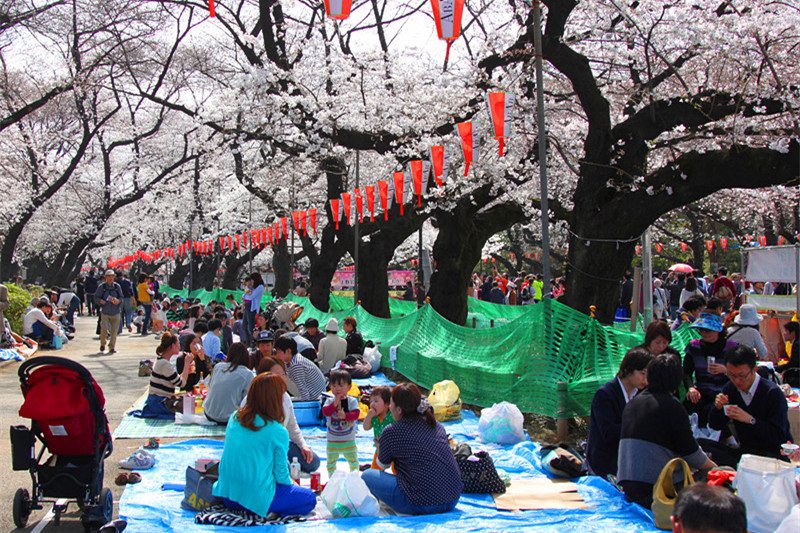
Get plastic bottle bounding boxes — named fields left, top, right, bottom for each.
left=290, top=457, right=301, bottom=484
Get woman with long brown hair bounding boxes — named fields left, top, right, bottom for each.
left=362, top=382, right=462, bottom=515
left=212, top=373, right=316, bottom=517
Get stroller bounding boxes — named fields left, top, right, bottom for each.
left=11, top=356, right=113, bottom=531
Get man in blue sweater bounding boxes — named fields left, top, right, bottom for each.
left=709, top=345, right=793, bottom=465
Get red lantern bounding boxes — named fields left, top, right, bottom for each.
left=409, top=160, right=430, bottom=207
left=323, top=0, right=352, bottom=19
left=720, top=238, right=728, bottom=251
left=378, top=180, right=390, bottom=220
left=483, top=258, right=488, bottom=264
left=393, top=172, right=406, bottom=215
left=430, top=146, right=449, bottom=188
left=430, top=0, right=465, bottom=63
left=365, top=186, right=376, bottom=222
left=455, top=122, right=479, bottom=176
left=341, top=192, right=352, bottom=225
left=486, top=92, right=514, bottom=156
left=331, top=199, right=341, bottom=229
left=309, top=208, right=317, bottom=236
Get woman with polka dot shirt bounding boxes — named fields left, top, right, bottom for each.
left=362, top=383, right=462, bottom=515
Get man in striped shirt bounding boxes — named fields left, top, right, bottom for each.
left=275, top=336, right=326, bottom=400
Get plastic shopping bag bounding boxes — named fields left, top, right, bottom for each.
left=429, top=380, right=462, bottom=422
left=734, top=454, right=799, bottom=533
left=321, top=470, right=380, bottom=518
left=362, top=345, right=382, bottom=374
left=478, top=401, right=526, bottom=445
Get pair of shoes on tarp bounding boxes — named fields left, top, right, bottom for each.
left=119, top=447, right=156, bottom=470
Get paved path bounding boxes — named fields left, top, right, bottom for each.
left=0, top=316, right=181, bottom=532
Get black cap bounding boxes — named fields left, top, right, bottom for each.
left=256, top=330, right=274, bottom=343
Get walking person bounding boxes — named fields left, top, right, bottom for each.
left=137, top=273, right=154, bottom=336
left=95, top=270, right=124, bottom=353
left=241, top=272, right=265, bottom=348
left=117, top=272, right=134, bottom=333
left=85, top=270, right=98, bottom=316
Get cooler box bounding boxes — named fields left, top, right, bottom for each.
left=293, top=400, right=324, bottom=427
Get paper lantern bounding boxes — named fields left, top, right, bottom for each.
left=378, top=180, right=390, bottom=220
left=409, top=160, right=431, bottom=207
left=309, top=208, right=317, bottom=235
left=365, top=186, right=376, bottom=222
left=486, top=92, right=514, bottom=156
left=209, top=0, right=215, bottom=17
left=324, top=0, right=352, bottom=19
left=342, top=192, right=352, bottom=225
left=430, top=146, right=449, bottom=187
left=355, top=189, right=363, bottom=222
left=455, top=122, right=479, bottom=176
left=331, top=199, right=341, bottom=229
left=705, top=240, right=714, bottom=253
left=393, top=172, right=406, bottom=215
left=680, top=241, right=688, bottom=253
left=720, top=238, right=728, bottom=251
left=300, top=211, right=308, bottom=236
left=430, top=0, right=465, bottom=63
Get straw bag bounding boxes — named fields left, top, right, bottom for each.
left=652, top=458, right=694, bottom=530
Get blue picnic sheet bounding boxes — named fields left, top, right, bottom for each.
left=119, top=408, right=658, bottom=532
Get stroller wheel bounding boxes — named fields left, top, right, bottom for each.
left=13, top=488, right=31, bottom=528
left=100, top=487, right=113, bottom=523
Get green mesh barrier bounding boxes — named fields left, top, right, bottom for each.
left=160, top=287, right=274, bottom=307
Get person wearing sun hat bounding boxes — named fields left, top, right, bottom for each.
left=726, top=304, right=769, bottom=361
left=682, top=312, right=737, bottom=429
left=318, top=317, right=347, bottom=374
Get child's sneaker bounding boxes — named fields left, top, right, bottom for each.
left=119, top=451, right=155, bottom=470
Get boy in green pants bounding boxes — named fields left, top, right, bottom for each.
left=321, top=369, right=360, bottom=475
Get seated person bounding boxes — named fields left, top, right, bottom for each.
left=284, top=331, right=317, bottom=361
left=216, top=312, right=233, bottom=355
left=683, top=313, right=735, bottom=428
left=203, top=342, right=255, bottom=424
left=586, top=347, right=653, bottom=479
left=301, top=318, right=325, bottom=351
left=639, top=320, right=681, bottom=357
left=250, top=330, right=274, bottom=370
left=342, top=316, right=364, bottom=356
left=703, top=296, right=725, bottom=316
left=275, top=336, right=326, bottom=400
left=362, top=383, right=462, bottom=515
left=318, top=318, right=347, bottom=374
left=22, top=298, right=64, bottom=344
left=139, top=332, right=194, bottom=419
left=176, top=330, right=213, bottom=392
left=709, top=345, right=793, bottom=464
left=151, top=299, right=167, bottom=333
left=726, top=304, right=769, bottom=361
left=617, top=354, right=716, bottom=509
left=671, top=295, right=705, bottom=331
left=165, top=300, right=182, bottom=323
left=212, top=373, right=316, bottom=517
left=777, top=321, right=799, bottom=387
left=671, top=484, right=747, bottom=533
left=202, top=318, right=224, bottom=360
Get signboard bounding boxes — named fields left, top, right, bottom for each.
left=331, top=270, right=415, bottom=290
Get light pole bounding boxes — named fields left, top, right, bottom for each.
left=354, top=150, right=360, bottom=305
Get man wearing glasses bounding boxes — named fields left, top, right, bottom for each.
left=709, top=345, right=792, bottom=465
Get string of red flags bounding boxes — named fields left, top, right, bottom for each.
left=309, top=209, right=317, bottom=236
left=486, top=92, right=514, bottom=156
left=324, top=0, right=352, bottom=19
left=209, top=0, right=215, bottom=18
left=455, top=122, right=479, bottom=176
left=430, top=0, right=465, bottom=64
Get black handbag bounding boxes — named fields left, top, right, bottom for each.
left=456, top=450, right=506, bottom=494
left=180, top=465, right=221, bottom=511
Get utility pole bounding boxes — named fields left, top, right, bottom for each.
left=532, top=0, right=551, bottom=294
left=354, top=150, right=360, bottom=305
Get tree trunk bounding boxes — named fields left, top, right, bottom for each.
left=168, top=259, right=190, bottom=290
left=273, top=238, right=291, bottom=297
left=221, top=252, right=254, bottom=290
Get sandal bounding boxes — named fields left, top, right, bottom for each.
left=143, top=437, right=159, bottom=450
left=115, top=472, right=143, bottom=486
left=127, top=472, right=142, bottom=484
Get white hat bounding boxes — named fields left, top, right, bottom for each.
left=104, top=269, right=116, bottom=277
left=734, top=304, right=762, bottom=326
left=326, top=317, right=339, bottom=333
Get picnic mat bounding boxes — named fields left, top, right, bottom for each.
left=120, top=414, right=659, bottom=532
left=493, top=478, right=588, bottom=511
left=113, top=373, right=399, bottom=440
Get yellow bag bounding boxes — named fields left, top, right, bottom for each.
left=652, top=458, right=695, bottom=530
left=429, top=380, right=462, bottom=422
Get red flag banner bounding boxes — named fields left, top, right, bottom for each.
left=393, top=172, right=405, bottom=215
left=274, top=222, right=280, bottom=242
left=228, top=236, right=233, bottom=252
left=430, top=0, right=465, bottom=63
left=759, top=235, right=767, bottom=246
left=331, top=199, right=341, bottom=229
left=220, top=237, right=226, bottom=252
left=655, top=243, right=663, bottom=254
left=236, top=234, right=240, bottom=252
left=209, top=0, right=215, bottom=17
left=292, top=211, right=300, bottom=235
left=378, top=181, right=390, bottom=220
left=409, top=160, right=431, bottom=207
left=365, top=186, right=376, bottom=222
left=486, top=92, right=514, bottom=156
left=355, top=189, right=363, bottom=222
left=300, top=211, right=307, bottom=236
left=309, top=209, right=317, bottom=235
left=778, top=235, right=785, bottom=245
left=342, top=192, right=352, bottom=225
left=281, top=217, right=288, bottom=239
left=430, top=145, right=449, bottom=187
left=243, top=231, right=248, bottom=250
left=680, top=241, right=688, bottom=253
left=720, top=238, right=728, bottom=251
left=635, top=245, right=641, bottom=255
left=267, top=226, right=274, bottom=246
left=455, top=122, right=479, bottom=176
left=705, top=240, right=714, bottom=253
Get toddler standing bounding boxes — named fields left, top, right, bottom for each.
left=321, top=370, right=360, bottom=475
left=362, top=386, right=394, bottom=469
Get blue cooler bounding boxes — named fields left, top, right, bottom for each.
left=293, top=400, right=325, bottom=427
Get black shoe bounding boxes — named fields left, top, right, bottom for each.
left=65, top=334, right=75, bottom=341
left=359, top=463, right=371, bottom=471
left=98, top=518, right=127, bottom=533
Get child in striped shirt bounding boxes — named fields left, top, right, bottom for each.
left=138, top=331, right=194, bottom=419
left=321, top=370, right=360, bottom=475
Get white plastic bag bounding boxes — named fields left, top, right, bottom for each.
left=321, top=470, right=380, bottom=518
left=362, top=345, right=382, bottom=374
left=734, top=454, right=799, bottom=533
left=478, top=401, right=526, bottom=444
left=174, top=412, right=217, bottom=426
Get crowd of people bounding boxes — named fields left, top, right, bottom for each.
left=468, top=268, right=566, bottom=305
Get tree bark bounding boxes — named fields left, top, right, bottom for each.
left=273, top=238, right=291, bottom=297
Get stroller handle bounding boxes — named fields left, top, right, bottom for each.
left=18, top=356, right=93, bottom=384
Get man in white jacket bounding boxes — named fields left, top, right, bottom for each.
left=22, top=298, right=64, bottom=345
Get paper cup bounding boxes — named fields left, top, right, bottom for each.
left=781, top=443, right=799, bottom=454
left=723, top=405, right=733, bottom=416
left=706, top=356, right=714, bottom=368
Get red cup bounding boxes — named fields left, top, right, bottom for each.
left=310, top=472, right=321, bottom=492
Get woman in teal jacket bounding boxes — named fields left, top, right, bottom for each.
left=213, top=372, right=316, bottom=517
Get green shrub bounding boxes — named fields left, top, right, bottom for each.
left=6, top=284, right=35, bottom=334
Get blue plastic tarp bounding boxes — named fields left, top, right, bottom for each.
left=119, top=411, right=658, bottom=532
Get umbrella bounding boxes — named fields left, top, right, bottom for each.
left=668, top=263, right=694, bottom=273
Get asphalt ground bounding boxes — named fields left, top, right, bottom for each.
left=0, top=316, right=213, bottom=532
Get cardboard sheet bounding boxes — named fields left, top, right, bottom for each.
left=494, top=478, right=589, bottom=511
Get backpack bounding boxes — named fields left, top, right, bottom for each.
left=715, top=284, right=733, bottom=301
left=520, top=285, right=533, bottom=302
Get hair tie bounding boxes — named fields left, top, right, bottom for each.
left=417, top=398, right=430, bottom=414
